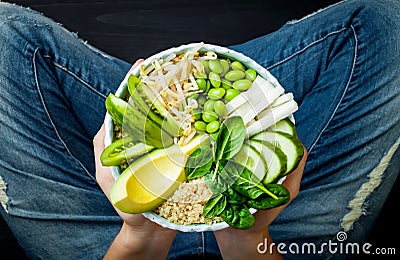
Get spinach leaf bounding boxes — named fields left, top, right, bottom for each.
left=246, top=184, right=290, bottom=210
left=220, top=203, right=255, bottom=229
left=224, top=187, right=247, bottom=205
left=224, top=160, right=279, bottom=200
left=203, top=194, right=227, bottom=218
left=204, top=162, right=234, bottom=195
left=185, top=146, right=213, bottom=179
left=215, top=116, right=246, bottom=161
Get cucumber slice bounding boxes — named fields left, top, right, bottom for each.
left=247, top=140, right=287, bottom=184
left=266, top=118, right=296, bottom=136
left=101, top=136, right=154, bottom=166
left=252, top=131, right=304, bottom=175
left=232, top=143, right=267, bottom=181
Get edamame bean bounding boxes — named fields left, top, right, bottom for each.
left=201, top=60, right=210, bottom=74
left=197, top=94, right=207, bottom=105
left=208, top=60, right=224, bottom=74
left=245, top=68, right=257, bottom=81
left=203, top=99, right=216, bottom=111
left=221, top=79, right=232, bottom=90
left=224, top=70, right=245, bottom=81
left=214, top=100, right=227, bottom=118
left=209, top=71, right=221, bottom=88
left=202, top=111, right=219, bottom=123
left=194, top=71, right=207, bottom=79
left=208, top=88, right=226, bottom=100
left=190, top=93, right=199, bottom=100
left=196, top=78, right=207, bottom=92
left=191, top=108, right=202, bottom=120
left=206, top=120, right=220, bottom=134
left=224, top=88, right=240, bottom=102
left=205, top=80, right=211, bottom=93
left=232, top=79, right=252, bottom=91
left=220, top=59, right=230, bottom=76
left=194, top=121, right=207, bottom=132
left=231, top=61, right=246, bottom=71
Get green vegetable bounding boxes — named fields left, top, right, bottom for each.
left=221, top=79, right=232, bottom=90
left=232, top=79, right=253, bottom=91
left=251, top=131, right=304, bottom=176
left=105, top=94, right=173, bottom=148
left=225, top=160, right=279, bottom=200
left=224, top=89, right=240, bottom=102
left=209, top=59, right=224, bottom=74
left=194, top=71, right=207, bottom=79
left=225, top=70, right=245, bottom=81
left=135, top=83, right=182, bottom=137
left=196, top=78, right=207, bottom=92
left=213, top=100, right=227, bottom=118
left=220, top=59, right=230, bottom=76
left=224, top=187, right=247, bottom=205
left=209, top=71, right=221, bottom=88
left=204, top=162, right=234, bottom=195
left=245, top=69, right=257, bottom=81
left=197, top=94, right=207, bottom=105
left=247, top=140, right=287, bottom=184
left=127, top=75, right=181, bottom=137
left=212, top=116, right=246, bottom=181
left=220, top=203, right=255, bottom=229
left=201, top=60, right=210, bottom=74
left=266, top=118, right=297, bottom=136
left=232, top=143, right=266, bottom=181
left=202, top=111, right=219, bottom=123
left=191, top=108, right=202, bottom=120
left=203, top=99, right=216, bottom=112
left=185, top=146, right=213, bottom=179
left=100, top=135, right=154, bottom=166
left=206, top=120, right=220, bottom=134
left=246, top=183, right=290, bottom=210
left=208, top=88, right=226, bottom=100
left=214, top=116, right=246, bottom=163
left=203, top=194, right=227, bottom=218
left=231, top=61, right=246, bottom=71
left=194, top=121, right=207, bottom=132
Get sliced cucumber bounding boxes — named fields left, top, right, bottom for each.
left=247, top=140, right=287, bottom=184
left=101, top=136, right=154, bottom=166
left=232, top=143, right=267, bottom=181
left=252, top=131, right=303, bottom=175
left=266, top=117, right=296, bottom=136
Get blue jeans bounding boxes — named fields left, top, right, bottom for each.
left=0, top=0, right=399, bottom=259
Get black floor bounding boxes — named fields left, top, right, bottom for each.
left=1, top=0, right=399, bottom=259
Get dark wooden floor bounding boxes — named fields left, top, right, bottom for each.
left=1, top=0, right=398, bottom=259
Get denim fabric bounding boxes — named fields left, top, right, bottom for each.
left=0, top=0, right=399, bottom=259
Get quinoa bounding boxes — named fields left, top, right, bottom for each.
left=153, top=177, right=222, bottom=225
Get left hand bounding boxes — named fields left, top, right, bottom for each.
left=93, top=60, right=178, bottom=259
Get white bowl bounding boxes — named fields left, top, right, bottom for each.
left=104, top=42, right=287, bottom=232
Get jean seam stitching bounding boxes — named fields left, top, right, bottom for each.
left=266, top=27, right=348, bottom=70
left=308, top=25, right=358, bottom=153
left=44, top=56, right=108, bottom=100
left=201, top=232, right=205, bottom=257
left=33, top=48, right=96, bottom=182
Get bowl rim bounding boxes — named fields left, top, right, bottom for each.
left=104, top=42, right=288, bottom=232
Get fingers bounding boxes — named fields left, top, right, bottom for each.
left=93, top=124, right=115, bottom=200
